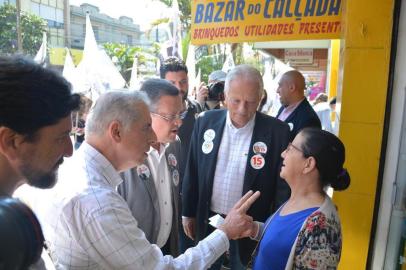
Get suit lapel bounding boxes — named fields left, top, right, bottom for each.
left=165, top=145, right=180, bottom=216
left=141, top=161, right=160, bottom=217
left=204, top=111, right=227, bottom=195
left=243, top=113, right=267, bottom=193
left=284, top=99, right=306, bottom=123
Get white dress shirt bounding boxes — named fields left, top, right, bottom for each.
left=147, top=144, right=173, bottom=247
left=31, top=142, right=228, bottom=270
left=210, top=112, right=255, bottom=215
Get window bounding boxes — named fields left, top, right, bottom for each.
left=127, top=35, right=132, bottom=45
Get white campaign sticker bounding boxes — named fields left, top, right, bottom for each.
left=137, top=164, right=151, bottom=179
left=250, top=154, right=265, bottom=170
left=288, top=123, right=294, bottom=131
left=172, top=169, right=179, bottom=186
left=202, top=141, right=214, bottom=154
left=203, top=129, right=216, bottom=141
left=253, top=142, right=267, bottom=155
left=167, top=154, right=177, bottom=167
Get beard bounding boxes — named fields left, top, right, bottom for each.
left=19, top=158, right=63, bottom=189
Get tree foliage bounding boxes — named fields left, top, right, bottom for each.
left=0, top=4, right=47, bottom=55
left=157, top=0, right=191, bottom=31
left=103, top=42, right=161, bottom=83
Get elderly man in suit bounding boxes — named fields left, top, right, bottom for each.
left=118, top=79, right=186, bottom=256
left=276, top=70, right=321, bottom=140
left=182, top=65, right=291, bottom=269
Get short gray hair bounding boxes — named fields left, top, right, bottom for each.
left=85, top=90, right=150, bottom=136
left=224, top=65, right=263, bottom=98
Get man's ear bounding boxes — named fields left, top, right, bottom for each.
left=288, top=82, right=296, bottom=92
left=108, top=121, right=122, bottom=143
left=0, top=127, right=24, bottom=160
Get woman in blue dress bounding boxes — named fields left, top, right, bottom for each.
left=251, top=128, right=350, bottom=269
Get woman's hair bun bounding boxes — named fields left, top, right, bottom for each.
left=331, top=168, right=351, bottom=191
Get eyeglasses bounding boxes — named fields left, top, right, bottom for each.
left=286, top=142, right=304, bottom=154
left=151, top=110, right=188, bottom=122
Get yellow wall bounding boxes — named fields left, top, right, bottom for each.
left=328, top=39, right=340, bottom=99
left=50, top=48, right=83, bottom=66
left=334, top=0, right=395, bottom=269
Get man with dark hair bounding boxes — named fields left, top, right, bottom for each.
left=160, top=57, right=202, bottom=252
left=0, top=56, right=80, bottom=195
left=197, top=70, right=227, bottom=111
left=276, top=70, right=321, bottom=140
left=118, top=79, right=186, bottom=256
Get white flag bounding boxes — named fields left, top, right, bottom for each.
left=129, top=55, right=139, bottom=90
left=34, top=32, right=47, bottom=65
left=222, top=53, right=235, bottom=73
left=63, top=48, right=88, bottom=94
left=196, top=68, right=201, bottom=89
left=76, top=14, right=125, bottom=101
left=186, top=43, right=196, bottom=92
left=170, top=0, right=182, bottom=59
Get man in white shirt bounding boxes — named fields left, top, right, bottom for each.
left=182, top=65, right=291, bottom=269
left=118, top=79, right=186, bottom=256
left=35, top=90, right=260, bottom=269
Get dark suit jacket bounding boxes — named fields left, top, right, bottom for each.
left=178, top=98, right=202, bottom=182
left=277, top=98, right=321, bottom=141
left=118, top=139, right=181, bottom=256
left=182, top=110, right=290, bottom=264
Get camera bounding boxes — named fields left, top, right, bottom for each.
left=207, top=81, right=225, bottom=101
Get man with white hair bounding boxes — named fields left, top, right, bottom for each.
left=34, top=90, right=260, bottom=269
left=182, top=65, right=291, bottom=269
left=118, top=79, right=185, bottom=256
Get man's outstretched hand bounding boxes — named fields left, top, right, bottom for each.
left=219, top=190, right=260, bottom=240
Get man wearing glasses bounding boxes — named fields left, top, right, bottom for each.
left=118, top=79, right=186, bottom=256
left=160, top=57, right=204, bottom=253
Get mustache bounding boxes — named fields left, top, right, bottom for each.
left=55, top=158, right=64, bottom=168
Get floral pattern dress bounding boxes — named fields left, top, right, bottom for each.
left=293, top=210, right=341, bottom=269
left=253, top=196, right=342, bottom=270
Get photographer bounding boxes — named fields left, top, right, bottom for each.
left=196, top=70, right=226, bottom=110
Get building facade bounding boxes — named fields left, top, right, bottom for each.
left=70, top=3, right=144, bottom=49
left=0, top=0, right=67, bottom=48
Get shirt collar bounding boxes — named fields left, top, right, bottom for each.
left=80, top=142, right=124, bottom=188
left=284, top=98, right=305, bottom=113
left=226, top=111, right=256, bottom=132
left=148, top=143, right=169, bottom=158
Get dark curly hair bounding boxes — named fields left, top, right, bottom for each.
left=0, top=56, right=80, bottom=140
left=159, top=57, right=188, bottom=79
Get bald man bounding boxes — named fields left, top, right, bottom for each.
left=276, top=70, right=321, bottom=140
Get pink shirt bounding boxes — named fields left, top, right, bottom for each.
left=278, top=98, right=305, bottom=122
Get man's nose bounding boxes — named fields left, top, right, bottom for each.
left=149, top=129, right=157, bottom=144
left=237, top=102, right=248, bottom=112
left=174, top=118, right=183, bottom=127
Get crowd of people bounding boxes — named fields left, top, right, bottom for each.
left=0, top=55, right=350, bottom=270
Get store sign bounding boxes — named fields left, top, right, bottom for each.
left=191, top=0, right=342, bottom=45
left=285, top=49, right=313, bottom=64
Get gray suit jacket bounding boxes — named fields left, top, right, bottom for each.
left=117, top=138, right=181, bottom=256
